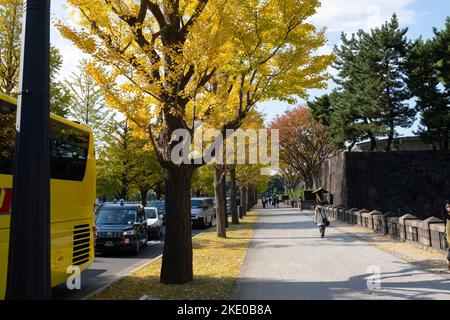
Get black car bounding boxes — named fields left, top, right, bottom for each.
left=95, top=203, right=148, bottom=255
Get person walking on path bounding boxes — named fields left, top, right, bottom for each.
left=262, top=197, right=267, bottom=209
left=443, top=200, right=450, bottom=269
left=314, top=203, right=330, bottom=238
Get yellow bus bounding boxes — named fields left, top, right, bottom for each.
left=0, top=93, right=96, bottom=299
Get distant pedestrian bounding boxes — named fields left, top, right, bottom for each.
left=275, top=196, right=279, bottom=208
left=443, top=200, right=450, bottom=269
left=262, top=197, right=267, bottom=209
left=271, top=196, right=276, bottom=207
left=290, top=196, right=296, bottom=208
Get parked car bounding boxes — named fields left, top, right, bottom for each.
left=95, top=202, right=148, bottom=255
left=144, top=207, right=164, bottom=240
left=213, top=198, right=231, bottom=216
left=148, top=200, right=166, bottom=224
left=191, top=197, right=215, bottom=228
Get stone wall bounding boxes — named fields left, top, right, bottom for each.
left=322, top=151, right=450, bottom=219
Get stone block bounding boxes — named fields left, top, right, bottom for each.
left=399, top=214, right=419, bottom=242
left=387, top=216, right=400, bottom=240
left=344, top=208, right=359, bottom=224
left=404, top=217, right=422, bottom=243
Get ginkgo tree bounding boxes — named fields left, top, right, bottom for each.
left=58, top=0, right=332, bottom=284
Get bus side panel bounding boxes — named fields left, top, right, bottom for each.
left=0, top=174, right=12, bottom=300
left=1, top=218, right=94, bottom=299
left=50, top=130, right=96, bottom=287
left=0, top=135, right=95, bottom=299
left=0, top=227, right=9, bottom=300
left=51, top=218, right=94, bottom=287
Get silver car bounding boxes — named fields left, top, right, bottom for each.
left=191, top=198, right=215, bottom=228
left=144, top=207, right=164, bottom=240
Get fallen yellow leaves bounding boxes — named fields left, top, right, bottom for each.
left=91, top=211, right=258, bottom=300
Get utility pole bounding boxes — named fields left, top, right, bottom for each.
left=6, top=0, right=51, bottom=300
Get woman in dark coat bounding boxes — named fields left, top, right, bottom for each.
left=443, top=200, right=450, bottom=269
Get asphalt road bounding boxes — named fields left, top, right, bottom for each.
left=235, top=207, right=450, bottom=300
left=52, top=226, right=205, bottom=300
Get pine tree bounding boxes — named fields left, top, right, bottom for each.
left=434, top=18, right=450, bottom=90
left=324, top=14, right=416, bottom=151
left=49, top=47, right=72, bottom=117
left=65, top=59, right=114, bottom=153
left=407, top=18, right=450, bottom=150
left=332, top=31, right=383, bottom=150
left=308, top=94, right=333, bottom=127
left=360, top=14, right=415, bottom=150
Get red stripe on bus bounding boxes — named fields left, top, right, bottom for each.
left=0, top=188, right=12, bottom=214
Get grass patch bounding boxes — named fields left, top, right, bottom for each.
left=91, top=211, right=258, bottom=300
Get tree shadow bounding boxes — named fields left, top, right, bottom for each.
left=234, top=265, right=450, bottom=300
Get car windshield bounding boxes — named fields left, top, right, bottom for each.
left=149, top=201, right=164, bottom=210
left=191, top=200, right=204, bottom=208
left=96, top=208, right=137, bottom=225
left=145, top=208, right=157, bottom=219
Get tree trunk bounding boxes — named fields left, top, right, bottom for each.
left=229, top=167, right=239, bottom=224
left=160, top=166, right=194, bottom=284
left=119, top=185, right=128, bottom=201
left=369, top=135, right=377, bottom=151
left=139, top=187, right=148, bottom=207
left=214, top=166, right=227, bottom=238
left=241, top=186, right=248, bottom=215
left=347, top=139, right=356, bottom=152
left=247, top=185, right=253, bottom=209
left=385, top=124, right=394, bottom=151
left=222, top=167, right=228, bottom=228
left=151, top=181, right=164, bottom=200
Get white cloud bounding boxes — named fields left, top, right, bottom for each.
left=313, top=0, right=416, bottom=33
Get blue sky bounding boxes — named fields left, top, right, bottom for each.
left=50, top=0, right=450, bottom=135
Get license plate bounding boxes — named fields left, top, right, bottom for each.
left=105, top=241, right=114, bottom=247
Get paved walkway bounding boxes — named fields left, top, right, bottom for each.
left=234, top=207, right=450, bottom=300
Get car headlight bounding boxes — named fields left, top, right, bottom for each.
left=123, top=230, right=135, bottom=236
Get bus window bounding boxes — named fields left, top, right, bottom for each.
left=0, top=100, right=89, bottom=181
left=50, top=120, right=89, bottom=181
left=0, top=99, right=15, bottom=175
